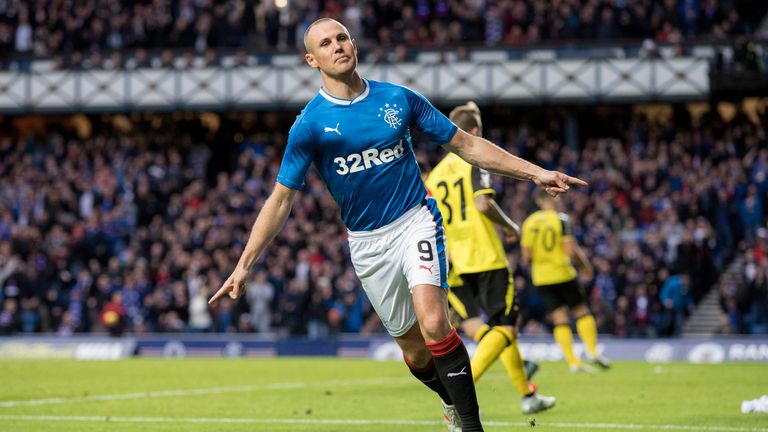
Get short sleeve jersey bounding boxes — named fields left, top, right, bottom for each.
left=425, top=153, right=508, bottom=275
left=277, top=79, right=457, bottom=231
left=520, top=209, right=578, bottom=286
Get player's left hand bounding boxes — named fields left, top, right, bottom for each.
left=534, top=170, right=588, bottom=197
left=503, top=226, right=519, bottom=244
left=580, top=267, right=594, bottom=282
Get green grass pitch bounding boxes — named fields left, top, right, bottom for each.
left=0, top=358, right=766, bottom=431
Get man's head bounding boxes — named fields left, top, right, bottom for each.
left=303, top=18, right=358, bottom=78
left=534, top=188, right=557, bottom=209
left=449, top=101, right=483, bottom=137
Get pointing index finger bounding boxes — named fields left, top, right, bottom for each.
left=208, top=287, right=229, bottom=305
left=567, top=175, right=588, bottom=187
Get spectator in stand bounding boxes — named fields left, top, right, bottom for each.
left=660, top=273, right=694, bottom=336
left=100, top=291, right=127, bottom=337
left=740, top=184, right=764, bottom=245
left=245, top=270, right=274, bottom=334
left=0, top=298, right=20, bottom=335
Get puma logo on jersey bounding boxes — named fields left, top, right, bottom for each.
left=418, top=264, right=433, bottom=274
left=446, top=366, right=467, bottom=378
left=324, top=123, right=341, bottom=135
left=334, top=141, right=404, bottom=175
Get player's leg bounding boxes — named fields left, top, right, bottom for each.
left=572, top=303, right=598, bottom=358
left=450, top=276, right=537, bottom=388
left=406, top=199, right=483, bottom=431
left=386, top=292, right=462, bottom=431
left=564, top=279, right=609, bottom=369
left=458, top=316, right=489, bottom=342
left=515, top=309, right=539, bottom=382
left=481, top=270, right=555, bottom=414
left=523, top=359, right=538, bottom=381
left=394, top=323, right=454, bottom=406
left=470, top=270, right=517, bottom=381
left=347, top=219, right=460, bottom=427
left=539, top=281, right=585, bottom=371
left=495, top=329, right=555, bottom=414
left=410, top=284, right=481, bottom=431
left=551, top=306, right=583, bottom=371
left=447, top=274, right=488, bottom=342
left=572, top=301, right=611, bottom=370
left=449, top=288, right=492, bottom=359
left=448, top=274, right=500, bottom=381
left=543, top=284, right=582, bottom=372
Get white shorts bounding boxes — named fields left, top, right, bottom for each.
left=348, top=198, right=448, bottom=337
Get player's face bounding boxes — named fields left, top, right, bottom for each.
left=305, top=21, right=358, bottom=77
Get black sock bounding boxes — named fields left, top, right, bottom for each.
left=427, top=328, right=484, bottom=432
left=404, top=356, right=453, bottom=405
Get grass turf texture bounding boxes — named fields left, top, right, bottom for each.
left=0, top=359, right=765, bottom=431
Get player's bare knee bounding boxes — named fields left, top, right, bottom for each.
left=499, top=325, right=518, bottom=338
left=550, top=307, right=569, bottom=325
left=419, top=314, right=452, bottom=343
left=460, top=317, right=484, bottom=337
left=572, top=304, right=590, bottom=318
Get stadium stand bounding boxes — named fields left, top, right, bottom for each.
left=1, top=104, right=766, bottom=337
left=1, top=0, right=767, bottom=340
left=1, top=0, right=767, bottom=70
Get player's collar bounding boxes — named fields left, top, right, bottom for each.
left=318, top=79, right=370, bottom=106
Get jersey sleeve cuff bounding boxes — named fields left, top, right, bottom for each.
left=276, top=177, right=305, bottom=191
left=437, top=123, right=459, bottom=145
left=473, top=188, right=496, bottom=197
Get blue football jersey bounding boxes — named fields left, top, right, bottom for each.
left=277, top=79, right=458, bottom=231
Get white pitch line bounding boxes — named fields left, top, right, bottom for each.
left=0, top=415, right=765, bottom=431
left=529, top=422, right=768, bottom=432
left=0, top=377, right=412, bottom=408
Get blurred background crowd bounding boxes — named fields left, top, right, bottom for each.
left=1, top=0, right=767, bottom=70
left=1, top=104, right=766, bottom=337
left=1, top=0, right=767, bottom=339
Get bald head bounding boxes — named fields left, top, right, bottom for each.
left=303, top=18, right=350, bottom=53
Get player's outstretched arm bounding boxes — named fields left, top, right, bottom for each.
left=563, top=237, right=594, bottom=280
left=520, top=247, right=531, bottom=267
left=209, top=183, right=298, bottom=304
left=475, top=195, right=520, bottom=243
left=444, top=129, right=587, bottom=196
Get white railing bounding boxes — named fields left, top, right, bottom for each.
left=0, top=57, right=710, bottom=113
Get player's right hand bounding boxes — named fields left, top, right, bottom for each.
left=209, top=267, right=249, bottom=304
left=534, top=170, right=588, bottom=197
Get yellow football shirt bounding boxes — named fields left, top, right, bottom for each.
left=425, top=153, right=507, bottom=275
left=521, top=209, right=577, bottom=286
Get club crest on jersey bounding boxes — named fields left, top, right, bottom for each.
left=378, top=103, right=403, bottom=129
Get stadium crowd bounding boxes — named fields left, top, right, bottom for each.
left=0, top=0, right=766, bottom=70
left=1, top=106, right=767, bottom=338
left=495, top=110, right=768, bottom=337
